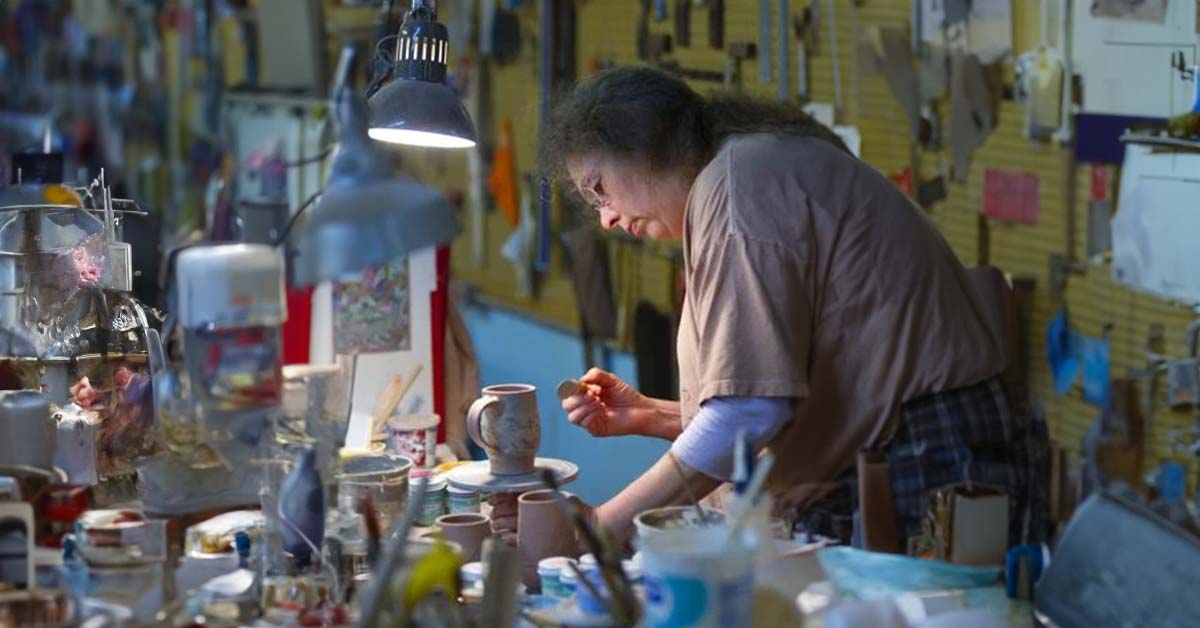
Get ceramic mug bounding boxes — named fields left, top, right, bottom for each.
left=434, top=513, right=492, bottom=562
left=467, top=384, right=541, bottom=476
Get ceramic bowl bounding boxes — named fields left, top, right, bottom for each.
left=633, top=506, right=724, bottom=542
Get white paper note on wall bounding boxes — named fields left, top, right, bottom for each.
left=1112, top=142, right=1200, bottom=305
left=1073, top=0, right=1198, bottom=117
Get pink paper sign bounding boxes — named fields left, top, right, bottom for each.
left=983, top=169, right=1040, bottom=225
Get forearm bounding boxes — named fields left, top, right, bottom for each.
left=594, top=450, right=721, bottom=543
left=634, top=397, right=683, bottom=440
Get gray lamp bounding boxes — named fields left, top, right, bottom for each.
left=290, top=48, right=461, bottom=286
left=367, top=0, right=477, bottom=149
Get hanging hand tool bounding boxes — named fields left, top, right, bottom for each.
left=794, top=14, right=810, bottom=100
left=646, top=33, right=674, bottom=64
left=674, top=0, right=691, bottom=47
left=758, top=0, right=771, bottom=83
left=708, top=0, right=724, bottom=49
left=826, top=0, right=843, bottom=118
left=723, top=41, right=758, bottom=91
left=810, top=0, right=820, bottom=53
left=778, top=0, right=790, bottom=100
left=637, top=0, right=652, bottom=61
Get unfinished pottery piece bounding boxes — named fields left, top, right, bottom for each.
left=435, top=513, right=492, bottom=562
left=517, top=489, right=578, bottom=590
left=633, top=505, right=725, bottom=542
left=467, top=384, right=541, bottom=476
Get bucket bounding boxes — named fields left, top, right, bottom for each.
left=335, top=454, right=413, bottom=531
left=639, top=526, right=755, bottom=628
left=633, top=506, right=724, bottom=544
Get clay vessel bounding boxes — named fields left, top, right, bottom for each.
left=435, top=513, right=492, bottom=562
left=466, top=384, right=540, bottom=476
left=517, top=489, right=577, bottom=590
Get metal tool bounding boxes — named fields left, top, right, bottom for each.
left=1166, top=319, right=1200, bottom=407
left=795, top=13, right=811, bottom=100
left=778, top=0, right=790, bottom=100
left=555, top=378, right=584, bottom=400
left=707, top=0, right=723, bottom=49
left=826, top=0, right=842, bottom=117
left=674, top=0, right=691, bottom=47
left=723, top=41, right=757, bottom=90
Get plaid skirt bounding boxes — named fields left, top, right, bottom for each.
left=795, top=376, right=1050, bottom=549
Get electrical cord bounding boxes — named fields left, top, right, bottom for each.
left=282, top=147, right=333, bottom=167
left=273, top=189, right=323, bottom=247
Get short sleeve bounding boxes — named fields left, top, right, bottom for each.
left=687, top=231, right=812, bottom=403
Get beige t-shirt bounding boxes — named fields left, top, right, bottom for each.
left=676, top=133, right=1007, bottom=510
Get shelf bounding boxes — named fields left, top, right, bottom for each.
left=1120, top=132, right=1200, bottom=152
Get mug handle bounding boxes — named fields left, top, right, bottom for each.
left=467, top=395, right=501, bottom=450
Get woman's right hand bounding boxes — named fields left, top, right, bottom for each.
left=561, top=368, right=653, bottom=438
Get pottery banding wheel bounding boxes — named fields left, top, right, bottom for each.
left=445, top=457, right=579, bottom=494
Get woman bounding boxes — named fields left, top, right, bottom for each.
left=528, top=66, right=1047, bottom=549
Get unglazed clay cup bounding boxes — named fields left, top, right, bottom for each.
left=434, top=513, right=492, bottom=562
left=517, top=489, right=578, bottom=590
left=466, top=384, right=541, bottom=476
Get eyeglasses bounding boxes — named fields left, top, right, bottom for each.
left=578, top=170, right=607, bottom=209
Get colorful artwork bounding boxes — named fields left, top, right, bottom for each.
left=333, top=258, right=411, bottom=354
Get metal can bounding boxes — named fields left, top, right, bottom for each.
left=447, top=484, right=480, bottom=514
left=407, top=470, right=447, bottom=527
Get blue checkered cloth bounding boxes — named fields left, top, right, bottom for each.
left=795, top=376, right=1050, bottom=549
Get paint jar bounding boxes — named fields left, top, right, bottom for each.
left=538, top=556, right=576, bottom=599
left=560, top=565, right=578, bottom=597
left=640, top=526, right=756, bottom=628
left=460, top=561, right=486, bottom=591
left=408, top=470, right=447, bottom=527
left=447, top=484, right=481, bottom=514
left=388, top=414, right=440, bottom=468
left=622, top=559, right=641, bottom=584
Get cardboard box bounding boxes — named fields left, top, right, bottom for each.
left=926, top=485, right=1012, bottom=566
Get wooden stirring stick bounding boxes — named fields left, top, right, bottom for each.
left=369, top=365, right=423, bottom=438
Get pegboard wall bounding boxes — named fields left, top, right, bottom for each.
left=431, top=0, right=1200, bottom=493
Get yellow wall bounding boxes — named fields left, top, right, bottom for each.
left=442, top=0, right=1199, bottom=491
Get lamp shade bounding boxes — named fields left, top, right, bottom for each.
left=292, top=87, right=460, bottom=286
left=366, top=2, right=476, bottom=148
left=367, top=78, right=477, bottom=148
left=292, top=179, right=459, bottom=286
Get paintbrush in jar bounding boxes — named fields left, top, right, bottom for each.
left=541, top=469, right=639, bottom=626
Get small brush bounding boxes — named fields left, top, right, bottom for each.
left=727, top=453, right=775, bottom=541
